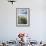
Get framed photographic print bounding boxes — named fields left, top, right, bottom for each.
left=16, top=8, right=30, bottom=27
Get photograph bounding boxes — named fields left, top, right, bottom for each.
left=16, top=8, right=30, bottom=27
left=0, top=0, right=46, bottom=46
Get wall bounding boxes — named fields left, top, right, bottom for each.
left=0, top=0, right=46, bottom=42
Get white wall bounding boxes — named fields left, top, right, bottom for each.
left=0, top=0, right=46, bottom=42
